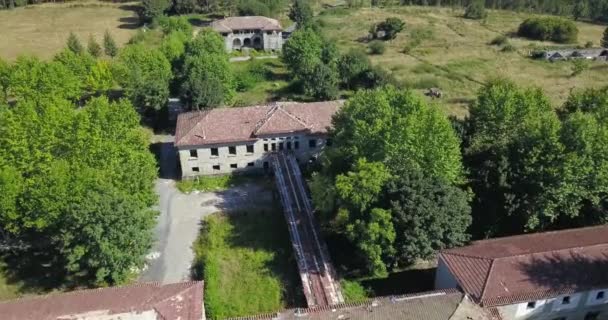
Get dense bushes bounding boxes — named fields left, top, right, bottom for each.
left=368, top=40, right=386, bottom=54
left=517, top=17, right=578, bottom=43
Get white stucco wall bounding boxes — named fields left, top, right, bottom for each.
left=496, top=289, right=608, bottom=320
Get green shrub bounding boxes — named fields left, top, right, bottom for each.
left=368, top=40, right=386, bottom=55
left=341, top=280, right=369, bottom=303
left=155, top=16, right=193, bottom=35
left=517, top=17, right=578, bottom=43
left=490, top=35, right=509, bottom=46
left=501, top=43, right=516, bottom=52
left=464, top=0, right=487, bottom=20
left=585, top=41, right=594, bottom=48
left=237, top=0, right=271, bottom=17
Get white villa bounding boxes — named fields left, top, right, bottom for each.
left=210, top=16, right=283, bottom=52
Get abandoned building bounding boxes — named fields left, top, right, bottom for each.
left=435, top=225, right=608, bottom=320
left=210, top=16, right=283, bottom=52
left=0, top=281, right=205, bottom=320
left=227, top=289, right=490, bottom=320
left=537, top=48, right=608, bottom=61
left=175, top=101, right=342, bottom=177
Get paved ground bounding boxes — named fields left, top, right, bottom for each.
left=138, top=135, right=273, bottom=283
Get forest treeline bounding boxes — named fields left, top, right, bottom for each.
left=2, top=0, right=608, bottom=24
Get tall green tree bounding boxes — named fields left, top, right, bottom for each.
left=140, top=0, right=171, bottom=22
left=288, top=0, right=313, bottom=28
left=67, top=32, right=84, bottom=54
left=0, top=96, right=157, bottom=286
left=103, top=30, right=119, bottom=57
left=312, top=87, right=469, bottom=276
left=602, top=27, right=608, bottom=48
left=87, top=35, right=102, bottom=58
left=180, top=29, right=234, bottom=109
left=117, top=45, right=172, bottom=111
left=9, top=56, right=82, bottom=102
left=0, top=58, right=10, bottom=102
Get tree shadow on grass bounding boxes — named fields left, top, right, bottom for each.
left=359, top=268, right=436, bottom=297
left=118, top=16, right=142, bottom=30
left=1, top=249, right=71, bottom=297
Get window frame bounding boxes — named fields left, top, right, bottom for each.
left=210, top=148, right=219, bottom=157
left=246, top=144, right=254, bottom=154
left=228, top=146, right=237, bottom=156
left=189, top=149, right=198, bottom=158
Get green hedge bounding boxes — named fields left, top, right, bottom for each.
left=517, top=17, right=578, bottom=43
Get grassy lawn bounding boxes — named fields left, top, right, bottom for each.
left=317, top=6, right=608, bottom=117
left=0, top=264, right=20, bottom=301
left=176, top=174, right=271, bottom=193
left=232, top=58, right=292, bottom=106
left=0, top=0, right=140, bottom=60
left=193, top=210, right=302, bottom=319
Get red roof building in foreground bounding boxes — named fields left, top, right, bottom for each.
left=175, top=101, right=342, bottom=177
left=435, top=225, right=608, bottom=320
left=0, top=281, right=204, bottom=320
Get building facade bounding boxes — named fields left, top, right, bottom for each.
left=174, top=101, right=342, bottom=177
left=435, top=225, right=608, bottom=320
left=211, top=16, right=283, bottom=52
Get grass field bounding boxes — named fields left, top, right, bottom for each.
left=0, top=1, right=140, bottom=60
left=0, top=265, right=20, bottom=301
left=232, top=58, right=292, bottom=106
left=176, top=174, right=269, bottom=193
left=193, top=210, right=302, bottom=319
left=317, top=6, right=608, bottom=116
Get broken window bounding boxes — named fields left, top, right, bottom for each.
left=189, top=149, right=198, bottom=158
left=287, top=141, right=292, bottom=150
left=309, top=139, right=317, bottom=149
left=271, top=143, right=276, bottom=151
left=192, top=167, right=200, bottom=172
left=212, top=165, right=220, bottom=171
left=279, top=142, right=284, bottom=151
left=246, top=145, right=254, bottom=153
left=229, top=146, right=237, bottom=155
left=247, top=162, right=254, bottom=167
left=230, top=163, right=237, bottom=169
left=294, top=141, right=300, bottom=149
left=211, top=148, right=219, bottom=156
left=264, top=144, right=268, bottom=152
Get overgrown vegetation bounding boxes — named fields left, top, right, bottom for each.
left=176, top=174, right=262, bottom=192
left=517, top=16, right=578, bottom=43
left=193, top=211, right=300, bottom=319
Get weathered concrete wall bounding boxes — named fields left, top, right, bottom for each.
left=223, top=31, right=282, bottom=52
left=497, top=288, right=608, bottom=320
left=178, top=133, right=327, bottom=177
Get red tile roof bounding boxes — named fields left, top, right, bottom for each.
left=439, top=225, right=608, bottom=307
left=211, top=16, right=282, bottom=32
left=175, top=101, right=342, bottom=148
left=0, top=281, right=204, bottom=320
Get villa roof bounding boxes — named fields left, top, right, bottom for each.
left=175, top=101, right=343, bottom=147
left=211, top=16, right=282, bottom=32
left=0, top=281, right=204, bottom=320
left=439, top=225, right=608, bottom=307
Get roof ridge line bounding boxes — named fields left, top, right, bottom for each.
left=468, top=225, right=608, bottom=245
left=176, top=110, right=208, bottom=146
left=252, top=104, right=279, bottom=135
left=487, top=241, right=608, bottom=261
left=478, top=259, right=496, bottom=306
left=441, top=251, right=496, bottom=261
left=277, top=105, right=310, bottom=129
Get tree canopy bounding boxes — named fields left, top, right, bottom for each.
left=311, top=87, right=470, bottom=276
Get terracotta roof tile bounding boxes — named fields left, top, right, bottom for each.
left=175, top=101, right=343, bottom=148
left=0, top=281, right=204, bottom=320
left=211, top=16, right=282, bottom=32
left=439, top=225, right=608, bottom=307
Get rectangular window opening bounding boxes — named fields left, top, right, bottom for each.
left=212, top=165, right=220, bottom=171
left=230, top=163, right=237, bottom=169
left=597, top=291, right=605, bottom=300
left=294, top=141, right=300, bottom=149
left=211, top=148, right=219, bottom=157
left=562, top=296, right=570, bottom=305
left=229, top=146, right=237, bottom=155
left=189, top=149, right=198, bottom=158
left=192, top=166, right=200, bottom=172
left=264, top=144, right=268, bottom=152
left=287, top=141, right=292, bottom=150
left=279, top=142, right=284, bottom=151
left=526, top=301, right=536, bottom=309
left=271, top=143, right=276, bottom=151
left=247, top=162, right=254, bottom=167
left=246, top=145, right=254, bottom=153
left=309, top=139, right=317, bottom=149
